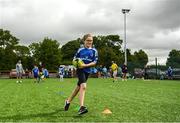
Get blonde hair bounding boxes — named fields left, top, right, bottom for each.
left=82, top=33, right=92, bottom=41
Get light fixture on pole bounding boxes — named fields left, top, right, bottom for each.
left=122, top=9, right=130, bottom=65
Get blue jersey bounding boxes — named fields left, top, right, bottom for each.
left=59, top=67, right=65, bottom=75
left=167, top=68, right=173, bottom=76
left=32, top=67, right=39, bottom=76
left=74, top=47, right=98, bottom=73
left=43, top=69, right=49, bottom=77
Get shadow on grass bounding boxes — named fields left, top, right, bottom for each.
left=0, top=108, right=83, bottom=121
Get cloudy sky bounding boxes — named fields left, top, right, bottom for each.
left=1, top=0, right=180, bottom=65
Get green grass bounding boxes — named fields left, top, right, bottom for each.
left=0, top=78, right=180, bottom=122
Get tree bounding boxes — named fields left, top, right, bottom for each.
left=93, top=35, right=123, bottom=67
left=0, top=29, right=19, bottom=49
left=166, top=49, right=180, bottom=68
left=133, top=49, right=148, bottom=68
left=0, top=29, right=19, bottom=70
left=14, top=45, right=33, bottom=70
left=29, top=38, right=62, bottom=70
left=0, top=46, right=18, bottom=70
left=15, top=45, right=30, bottom=57
left=29, top=43, right=41, bottom=61
left=125, top=49, right=148, bottom=74
left=0, top=30, right=150, bottom=72
left=61, top=38, right=81, bottom=64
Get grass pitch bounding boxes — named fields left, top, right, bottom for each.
left=0, top=78, right=180, bottom=122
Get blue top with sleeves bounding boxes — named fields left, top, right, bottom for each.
left=59, top=67, right=65, bottom=75
left=32, top=67, right=39, bottom=76
left=74, top=46, right=98, bottom=74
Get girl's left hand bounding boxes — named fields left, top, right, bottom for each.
left=79, top=63, right=87, bottom=69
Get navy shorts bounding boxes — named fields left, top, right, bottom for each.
left=77, top=69, right=89, bottom=86
left=34, top=75, right=38, bottom=78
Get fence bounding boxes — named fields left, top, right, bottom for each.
left=134, top=68, right=180, bottom=80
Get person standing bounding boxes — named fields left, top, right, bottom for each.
left=144, top=65, right=149, bottom=80
left=122, top=63, right=128, bottom=81
left=32, top=65, right=39, bottom=82
left=38, top=62, right=44, bottom=82
left=16, top=60, right=24, bottom=83
left=42, top=68, right=49, bottom=78
left=167, top=66, right=173, bottom=80
left=59, top=65, right=65, bottom=81
left=111, top=61, right=118, bottom=82
left=64, top=34, right=98, bottom=115
left=102, top=66, right=108, bottom=78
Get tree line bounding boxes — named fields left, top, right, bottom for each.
left=0, top=29, right=179, bottom=72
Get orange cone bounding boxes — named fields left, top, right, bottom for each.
left=102, top=108, right=112, bottom=114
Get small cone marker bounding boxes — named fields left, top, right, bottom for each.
left=102, top=108, right=112, bottom=114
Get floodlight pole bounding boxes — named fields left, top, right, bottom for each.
left=122, top=9, right=130, bottom=65
left=155, top=57, right=158, bottom=79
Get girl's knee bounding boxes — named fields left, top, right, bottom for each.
left=80, top=83, right=86, bottom=90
